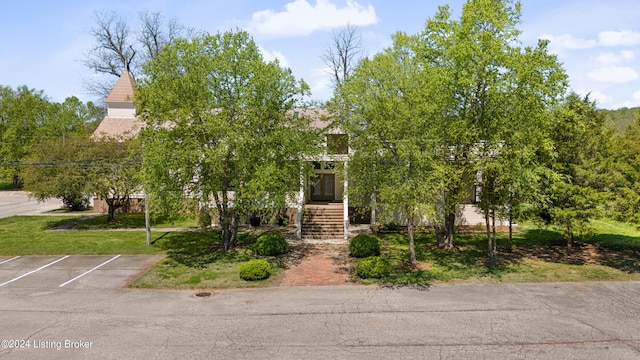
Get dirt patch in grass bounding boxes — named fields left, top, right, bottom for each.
left=395, top=261, right=433, bottom=272
left=500, top=240, right=640, bottom=273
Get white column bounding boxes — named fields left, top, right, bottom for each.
left=371, top=186, right=376, bottom=226
left=144, top=192, right=151, bottom=246
left=343, top=161, right=349, bottom=240
left=296, top=165, right=304, bottom=240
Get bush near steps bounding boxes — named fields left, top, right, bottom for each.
left=349, top=234, right=381, bottom=258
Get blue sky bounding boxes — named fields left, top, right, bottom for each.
left=1, top=0, right=639, bottom=109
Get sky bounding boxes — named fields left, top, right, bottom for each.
left=1, top=0, right=639, bottom=110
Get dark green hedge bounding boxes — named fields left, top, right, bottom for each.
left=255, top=231, right=288, bottom=256
left=349, top=234, right=381, bottom=258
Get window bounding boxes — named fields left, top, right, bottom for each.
left=324, top=175, right=333, bottom=196
left=327, top=134, right=348, bottom=154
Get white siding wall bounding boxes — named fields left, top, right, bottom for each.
left=376, top=204, right=510, bottom=227
left=107, top=105, right=136, bottom=118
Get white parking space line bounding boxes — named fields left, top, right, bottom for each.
left=59, top=255, right=121, bottom=287
left=0, top=256, right=20, bottom=265
left=0, top=255, right=70, bottom=287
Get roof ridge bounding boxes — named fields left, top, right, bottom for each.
left=105, top=69, right=137, bottom=104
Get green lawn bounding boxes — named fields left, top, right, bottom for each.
left=72, top=213, right=198, bottom=230
left=0, top=215, right=283, bottom=288
left=0, top=181, right=17, bottom=191
left=357, top=221, right=640, bottom=285
left=588, top=218, right=640, bottom=250
left=129, top=230, right=283, bottom=289
left=0, top=216, right=165, bottom=255
left=1, top=215, right=638, bottom=288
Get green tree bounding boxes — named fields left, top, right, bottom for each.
left=600, top=106, right=640, bottom=134
left=417, top=8, right=475, bottom=249
left=0, top=85, right=52, bottom=188
left=23, top=136, right=93, bottom=210
left=25, top=134, right=141, bottom=220
left=609, top=116, right=640, bottom=223
left=340, top=32, right=444, bottom=264
left=541, top=93, right=607, bottom=252
left=137, top=30, right=319, bottom=250
left=22, top=97, right=104, bottom=210
left=88, top=137, right=143, bottom=222
left=421, top=0, right=567, bottom=260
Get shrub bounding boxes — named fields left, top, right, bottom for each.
left=238, top=259, right=271, bottom=281
left=383, top=221, right=399, bottom=232
left=349, top=234, right=381, bottom=258
left=255, top=231, right=288, bottom=256
left=198, top=209, right=212, bottom=229
left=356, top=256, right=391, bottom=279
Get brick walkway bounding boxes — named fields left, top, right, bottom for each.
left=282, top=244, right=351, bottom=286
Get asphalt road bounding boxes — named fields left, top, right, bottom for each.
left=0, top=191, right=62, bottom=219
left=0, top=273, right=639, bottom=359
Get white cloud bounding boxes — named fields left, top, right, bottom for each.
left=594, top=50, right=635, bottom=65
left=594, top=53, right=619, bottom=65
left=258, top=46, right=290, bottom=67
left=540, top=30, right=640, bottom=54
left=247, top=0, right=378, bottom=37
left=576, top=89, right=612, bottom=106
left=622, top=50, right=635, bottom=61
left=598, top=30, right=640, bottom=47
left=308, top=65, right=333, bottom=101
left=539, top=33, right=597, bottom=52
left=587, top=66, right=639, bottom=84
left=613, top=90, right=640, bottom=109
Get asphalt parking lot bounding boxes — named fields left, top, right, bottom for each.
left=0, top=191, right=63, bottom=219
left=0, top=255, right=163, bottom=290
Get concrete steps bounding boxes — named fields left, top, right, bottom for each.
left=302, top=203, right=344, bottom=239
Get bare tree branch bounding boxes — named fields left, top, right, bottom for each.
left=85, top=10, right=136, bottom=77
left=83, top=10, right=187, bottom=101
left=138, top=11, right=185, bottom=61
left=321, top=24, right=364, bottom=88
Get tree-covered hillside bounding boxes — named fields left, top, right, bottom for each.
left=600, top=107, right=640, bottom=134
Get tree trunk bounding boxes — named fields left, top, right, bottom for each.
left=485, top=207, right=496, bottom=261
left=491, top=209, right=497, bottom=255
left=507, top=209, right=513, bottom=253
left=445, top=210, right=455, bottom=248
left=105, top=197, right=126, bottom=223
left=407, top=215, right=416, bottom=265
left=218, top=187, right=239, bottom=250
left=437, top=211, right=455, bottom=249
left=12, top=174, right=20, bottom=189
left=107, top=204, right=116, bottom=223
left=435, top=222, right=445, bottom=247
left=566, top=224, right=573, bottom=255
left=220, top=211, right=238, bottom=250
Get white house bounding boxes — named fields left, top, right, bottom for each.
left=92, top=72, right=502, bottom=239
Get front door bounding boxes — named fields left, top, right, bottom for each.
left=310, top=174, right=335, bottom=201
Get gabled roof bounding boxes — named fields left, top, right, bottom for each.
left=92, top=117, right=142, bottom=140
left=105, top=69, right=137, bottom=104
